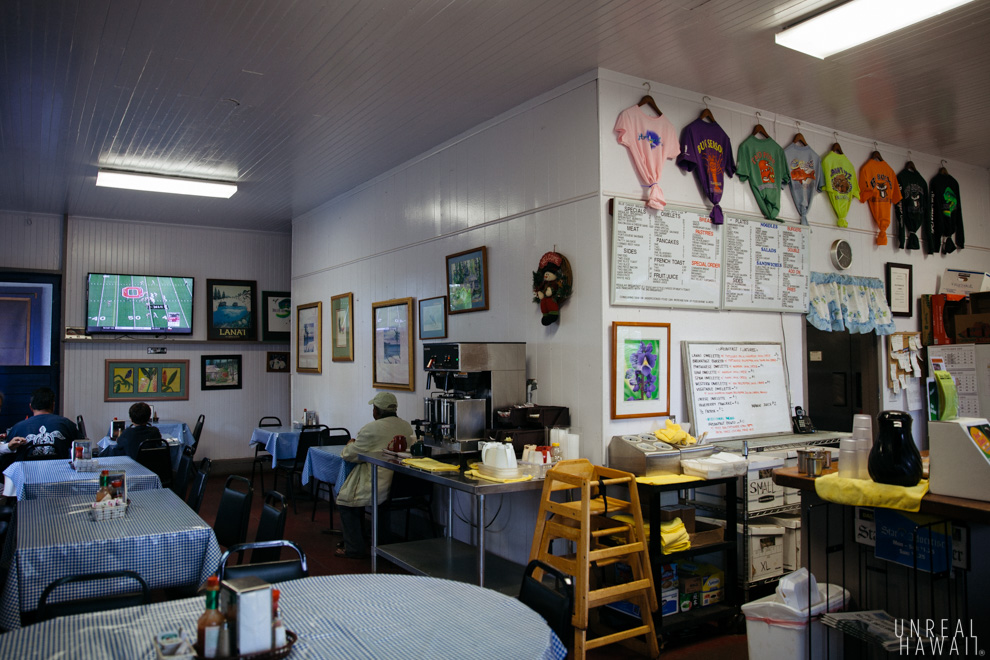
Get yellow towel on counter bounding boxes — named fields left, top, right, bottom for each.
left=401, top=457, right=461, bottom=472
left=612, top=513, right=650, bottom=543
left=463, top=469, right=533, bottom=484
left=659, top=517, right=690, bottom=555
left=814, top=472, right=929, bottom=512
left=636, top=474, right=704, bottom=486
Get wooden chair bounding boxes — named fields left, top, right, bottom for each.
left=529, top=459, right=658, bottom=659
left=37, top=571, right=150, bottom=622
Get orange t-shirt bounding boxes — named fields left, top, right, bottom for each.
left=859, top=159, right=902, bottom=246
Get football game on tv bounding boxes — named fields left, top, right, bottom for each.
left=86, top=273, right=194, bottom=334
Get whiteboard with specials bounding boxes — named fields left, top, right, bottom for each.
left=611, top=198, right=722, bottom=309
left=721, top=216, right=810, bottom=313
left=682, top=341, right=794, bottom=440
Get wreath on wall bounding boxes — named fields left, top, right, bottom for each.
left=532, top=250, right=573, bottom=326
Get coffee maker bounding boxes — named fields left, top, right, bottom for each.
left=420, top=342, right=526, bottom=453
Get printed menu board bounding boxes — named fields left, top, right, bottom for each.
left=682, top=341, right=794, bottom=440
left=611, top=198, right=722, bottom=309
left=722, top=216, right=810, bottom=313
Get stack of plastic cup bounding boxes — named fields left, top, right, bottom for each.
left=838, top=437, right=859, bottom=478
left=852, top=414, right=874, bottom=480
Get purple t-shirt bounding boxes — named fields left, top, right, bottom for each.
left=676, top=118, right=736, bottom=224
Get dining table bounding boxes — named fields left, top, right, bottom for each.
left=97, top=419, right=196, bottom=470
left=0, top=488, right=221, bottom=631
left=1, top=457, right=163, bottom=501
left=249, top=425, right=301, bottom=466
left=0, top=574, right=566, bottom=659
left=299, top=444, right=352, bottom=498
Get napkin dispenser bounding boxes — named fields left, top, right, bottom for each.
left=220, top=576, right=272, bottom=655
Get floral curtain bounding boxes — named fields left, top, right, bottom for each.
left=807, top=272, right=896, bottom=335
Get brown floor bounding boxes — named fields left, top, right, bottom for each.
left=198, top=471, right=748, bottom=659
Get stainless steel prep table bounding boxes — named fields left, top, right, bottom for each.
left=358, top=450, right=546, bottom=595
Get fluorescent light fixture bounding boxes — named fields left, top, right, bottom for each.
left=96, top=169, right=237, bottom=198
left=775, top=0, right=979, bottom=59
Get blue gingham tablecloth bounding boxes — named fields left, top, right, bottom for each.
left=300, top=445, right=353, bottom=498
left=0, top=488, right=221, bottom=631
left=2, top=457, right=163, bottom=501
left=0, top=574, right=566, bottom=659
left=249, top=426, right=301, bottom=467
left=97, top=420, right=195, bottom=471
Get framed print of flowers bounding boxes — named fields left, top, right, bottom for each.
left=611, top=322, right=670, bottom=419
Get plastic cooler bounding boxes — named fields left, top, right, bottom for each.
left=742, top=582, right=849, bottom=660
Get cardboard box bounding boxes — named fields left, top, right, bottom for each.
left=661, top=588, right=678, bottom=616
left=954, top=313, right=990, bottom=343
left=768, top=514, right=802, bottom=570
left=939, top=269, right=990, bottom=295
left=741, top=456, right=785, bottom=513
left=764, top=449, right=800, bottom=505
left=688, top=519, right=725, bottom=548
left=680, top=576, right=703, bottom=594
left=738, top=522, right=784, bottom=582
left=677, top=561, right=723, bottom=593
left=701, top=589, right=723, bottom=607
left=660, top=505, right=696, bottom=533
left=658, top=563, right=677, bottom=591
left=679, top=590, right=701, bottom=612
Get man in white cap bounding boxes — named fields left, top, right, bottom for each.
left=335, top=391, right=414, bottom=559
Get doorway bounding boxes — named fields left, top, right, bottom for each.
left=0, top=272, right=62, bottom=432
left=805, top=321, right=881, bottom=433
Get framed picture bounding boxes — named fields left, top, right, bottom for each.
left=611, top=322, right=671, bottom=420
left=446, top=246, right=489, bottom=313
left=419, top=296, right=447, bottom=340
left=266, top=351, right=289, bottom=373
left=201, top=355, right=242, bottom=390
left=330, top=292, right=354, bottom=361
left=206, top=279, right=257, bottom=340
left=885, top=262, right=913, bottom=317
left=261, top=291, right=291, bottom=342
left=296, top=302, right=322, bottom=374
left=105, top=360, right=189, bottom=402
left=372, top=297, right=414, bottom=391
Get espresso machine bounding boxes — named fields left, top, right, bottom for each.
left=419, top=342, right=526, bottom=453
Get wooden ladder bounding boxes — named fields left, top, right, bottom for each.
left=529, top=459, right=659, bottom=659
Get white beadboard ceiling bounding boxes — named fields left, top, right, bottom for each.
left=2, top=0, right=988, bottom=233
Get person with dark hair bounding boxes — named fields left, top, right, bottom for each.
left=1, top=387, right=77, bottom=461
left=104, top=402, right=162, bottom=461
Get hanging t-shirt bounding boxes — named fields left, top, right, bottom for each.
left=614, top=105, right=679, bottom=210
left=783, top=143, right=824, bottom=225
left=676, top=118, right=736, bottom=224
left=858, top=158, right=902, bottom=246
left=736, top=135, right=789, bottom=221
left=895, top=168, right=929, bottom=251
left=821, top=151, right=860, bottom=227
left=929, top=172, right=965, bottom=254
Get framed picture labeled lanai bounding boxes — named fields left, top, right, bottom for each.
left=201, top=355, right=242, bottom=390
left=261, top=290, right=291, bottom=342
left=418, top=296, right=447, bottom=340
left=330, top=292, right=354, bottom=361
left=611, top=322, right=671, bottom=420
left=446, top=246, right=489, bottom=314
left=372, top=297, right=414, bottom=391
left=296, top=302, right=322, bottom=373
left=207, top=279, right=257, bottom=340
left=105, top=360, right=190, bottom=402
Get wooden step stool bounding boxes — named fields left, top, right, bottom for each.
left=529, top=459, right=659, bottom=659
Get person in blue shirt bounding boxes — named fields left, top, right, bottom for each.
left=105, top=402, right=162, bottom=461
left=0, top=387, right=77, bottom=461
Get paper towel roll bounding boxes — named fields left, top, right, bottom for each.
left=564, top=433, right=580, bottom=460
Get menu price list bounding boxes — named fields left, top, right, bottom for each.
left=722, top=217, right=809, bottom=313
left=611, top=198, right=722, bottom=309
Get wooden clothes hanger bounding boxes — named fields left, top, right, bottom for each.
left=791, top=122, right=807, bottom=146
left=638, top=82, right=662, bottom=117
left=751, top=112, right=769, bottom=138
left=870, top=141, right=883, bottom=161
left=699, top=95, right=715, bottom=123
left=939, top=159, right=949, bottom=175
left=830, top=132, right=844, bottom=154
left=905, top=151, right=917, bottom=171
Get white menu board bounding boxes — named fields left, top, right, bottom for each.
left=611, top=198, right=722, bottom=309
left=721, top=216, right=810, bottom=313
left=682, top=341, right=794, bottom=440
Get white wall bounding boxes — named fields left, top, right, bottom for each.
left=62, top=216, right=292, bottom=461
left=0, top=211, right=63, bottom=271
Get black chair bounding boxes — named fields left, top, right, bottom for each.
left=251, top=416, right=282, bottom=493
left=190, top=414, right=205, bottom=455
left=273, top=425, right=327, bottom=513
left=519, top=559, right=574, bottom=642
left=253, top=490, right=288, bottom=563
left=213, top=475, right=254, bottom=549
left=171, top=446, right=195, bottom=500
left=186, top=457, right=213, bottom=514
left=383, top=471, right=437, bottom=541
left=137, top=438, right=173, bottom=489
left=311, top=427, right=351, bottom=524
left=218, top=540, right=308, bottom=584
left=76, top=415, right=87, bottom=439
left=36, top=570, right=151, bottom=622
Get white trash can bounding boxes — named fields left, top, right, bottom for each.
left=742, top=583, right=849, bottom=660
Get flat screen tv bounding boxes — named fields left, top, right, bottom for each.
left=86, top=273, right=194, bottom=335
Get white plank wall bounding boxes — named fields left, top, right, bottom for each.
left=0, top=211, right=63, bottom=271
left=62, top=217, right=292, bottom=461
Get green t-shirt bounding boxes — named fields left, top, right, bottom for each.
left=821, top=151, right=860, bottom=227
left=736, top=136, right=789, bottom=221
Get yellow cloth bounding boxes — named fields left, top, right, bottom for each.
left=612, top=513, right=650, bottom=543
left=636, top=474, right=704, bottom=486
left=814, top=472, right=929, bottom=512
left=463, top=469, right=533, bottom=484
left=659, top=517, right=690, bottom=555
left=401, top=457, right=461, bottom=472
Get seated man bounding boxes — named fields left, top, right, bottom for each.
left=335, top=392, right=414, bottom=559
left=105, top=402, right=162, bottom=461
left=0, top=387, right=77, bottom=461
